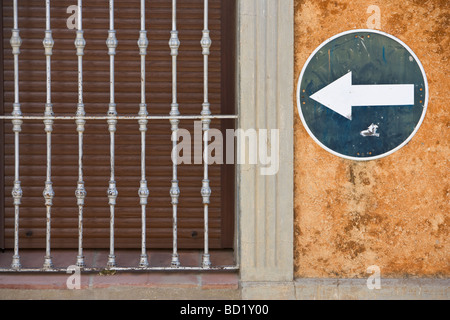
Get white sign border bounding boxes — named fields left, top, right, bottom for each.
left=296, top=29, right=429, bottom=161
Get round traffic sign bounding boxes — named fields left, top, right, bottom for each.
left=297, top=29, right=428, bottom=161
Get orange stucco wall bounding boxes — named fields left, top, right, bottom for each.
left=294, top=0, right=449, bottom=278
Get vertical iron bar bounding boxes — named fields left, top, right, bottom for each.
left=138, top=0, right=149, bottom=268
left=169, top=0, right=180, bottom=267
left=106, top=0, right=118, bottom=268
left=10, top=0, right=22, bottom=270
left=200, top=0, right=212, bottom=268
left=42, top=0, right=55, bottom=270
left=74, top=0, right=86, bottom=268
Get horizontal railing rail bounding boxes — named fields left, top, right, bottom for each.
left=0, top=115, right=238, bottom=121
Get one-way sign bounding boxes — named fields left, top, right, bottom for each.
left=297, top=29, right=428, bottom=161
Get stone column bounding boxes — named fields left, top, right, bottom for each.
left=237, top=0, right=295, bottom=299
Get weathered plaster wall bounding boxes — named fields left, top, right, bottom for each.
left=294, top=0, right=449, bottom=278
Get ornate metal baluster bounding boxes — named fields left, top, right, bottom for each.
left=42, top=0, right=55, bottom=270
left=201, top=0, right=212, bottom=269
left=106, top=0, right=118, bottom=268
left=10, top=0, right=22, bottom=270
left=138, top=0, right=149, bottom=268
left=74, top=0, right=87, bottom=268
left=169, top=0, right=181, bottom=267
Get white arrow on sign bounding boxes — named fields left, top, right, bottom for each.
left=310, top=72, right=414, bottom=120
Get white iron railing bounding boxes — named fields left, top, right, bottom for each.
left=0, top=0, right=238, bottom=272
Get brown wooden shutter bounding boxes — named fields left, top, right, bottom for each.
left=1, top=0, right=235, bottom=249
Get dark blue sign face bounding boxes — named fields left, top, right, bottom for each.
left=297, top=30, right=428, bottom=160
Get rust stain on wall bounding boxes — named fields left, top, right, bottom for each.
left=294, top=0, right=449, bottom=278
